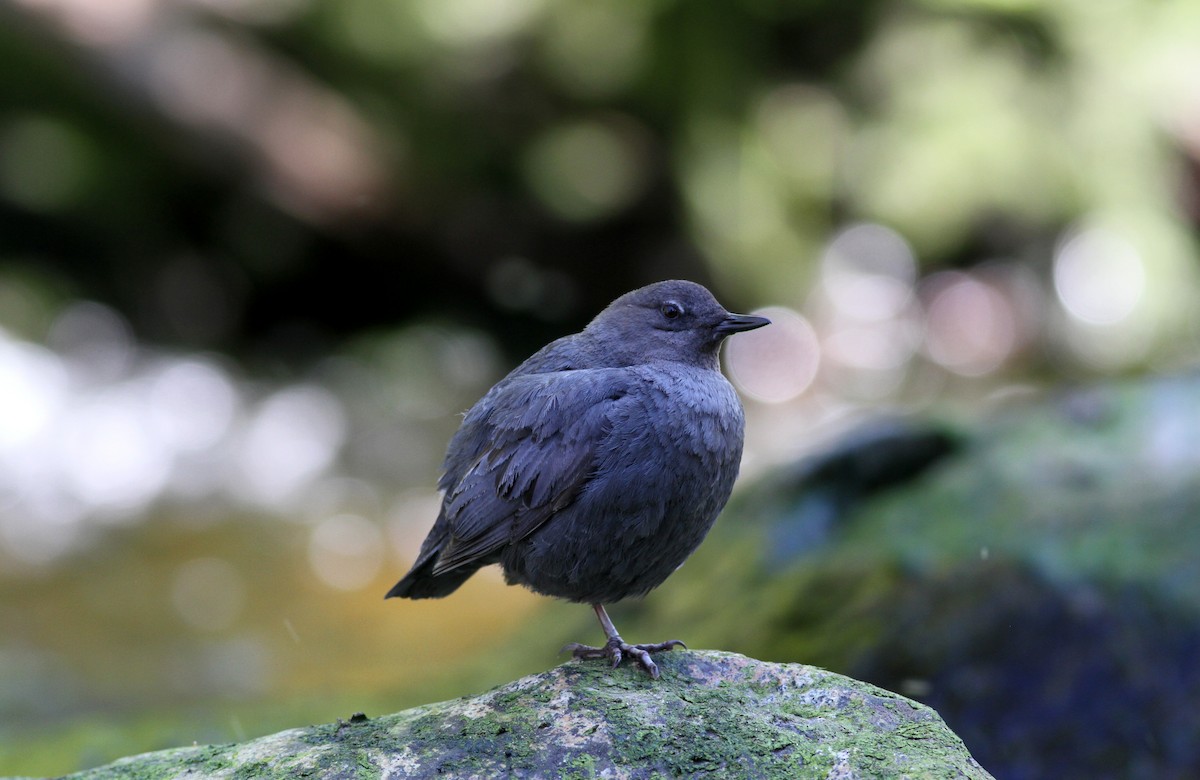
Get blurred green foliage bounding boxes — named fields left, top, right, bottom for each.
left=2, top=0, right=1197, bottom=361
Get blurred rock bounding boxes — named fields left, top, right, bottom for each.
left=63, top=650, right=991, bottom=779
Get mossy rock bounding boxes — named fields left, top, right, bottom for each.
left=64, top=650, right=991, bottom=779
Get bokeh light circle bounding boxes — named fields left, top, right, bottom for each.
left=724, top=306, right=820, bottom=404
left=308, top=513, right=385, bottom=591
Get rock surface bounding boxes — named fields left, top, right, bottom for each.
left=65, top=650, right=991, bottom=779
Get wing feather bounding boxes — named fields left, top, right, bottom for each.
left=431, top=370, right=630, bottom=575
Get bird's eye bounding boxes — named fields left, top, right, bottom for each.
left=660, top=301, right=684, bottom=320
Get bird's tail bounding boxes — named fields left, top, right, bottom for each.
left=385, top=555, right=480, bottom=599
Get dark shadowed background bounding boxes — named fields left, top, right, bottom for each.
left=1, top=0, right=1199, bottom=777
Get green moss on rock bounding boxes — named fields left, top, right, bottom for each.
left=63, top=650, right=991, bottom=779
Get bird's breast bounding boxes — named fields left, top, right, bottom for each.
left=499, top=363, right=747, bottom=603
left=631, top=364, right=744, bottom=458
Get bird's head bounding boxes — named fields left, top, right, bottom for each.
left=584, top=280, right=770, bottom=368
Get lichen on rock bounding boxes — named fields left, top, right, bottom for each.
left=66, top=650, right=992, bottom=779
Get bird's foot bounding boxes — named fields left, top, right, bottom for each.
left=563, top=637, right=686, bottom=679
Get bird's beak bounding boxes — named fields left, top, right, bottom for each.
left=714, top=313, right=771, bottom=336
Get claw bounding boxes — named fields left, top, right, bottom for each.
left=565, top=604, right=686, bottom=679
left=565, top=636, right=683, bottom=679
left=607, top=636, right=624, bottom=670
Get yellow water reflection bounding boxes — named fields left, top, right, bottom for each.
left=0, top=511, right=544, bottom=775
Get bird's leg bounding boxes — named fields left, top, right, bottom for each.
left=562, top=604, right=685, bottom=679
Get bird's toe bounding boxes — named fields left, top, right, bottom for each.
left=633, top=639, right=686, bottom=653
left=566, top=636, right=684, bottom=679
left=621, top=644, right=661, bottom=679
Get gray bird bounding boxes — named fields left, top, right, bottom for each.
left=385, top=280, right=769, bottom=678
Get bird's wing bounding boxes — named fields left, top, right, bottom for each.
left=431, top=369, right=632, bottom=575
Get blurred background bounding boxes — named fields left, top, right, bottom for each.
left=2, top=0, right=1199, bottom=777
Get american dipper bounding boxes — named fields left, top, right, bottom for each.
left=385, top=280, right=769, bottom=678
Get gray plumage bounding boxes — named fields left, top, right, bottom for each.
left=386, top=280, right=769, bottom=677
